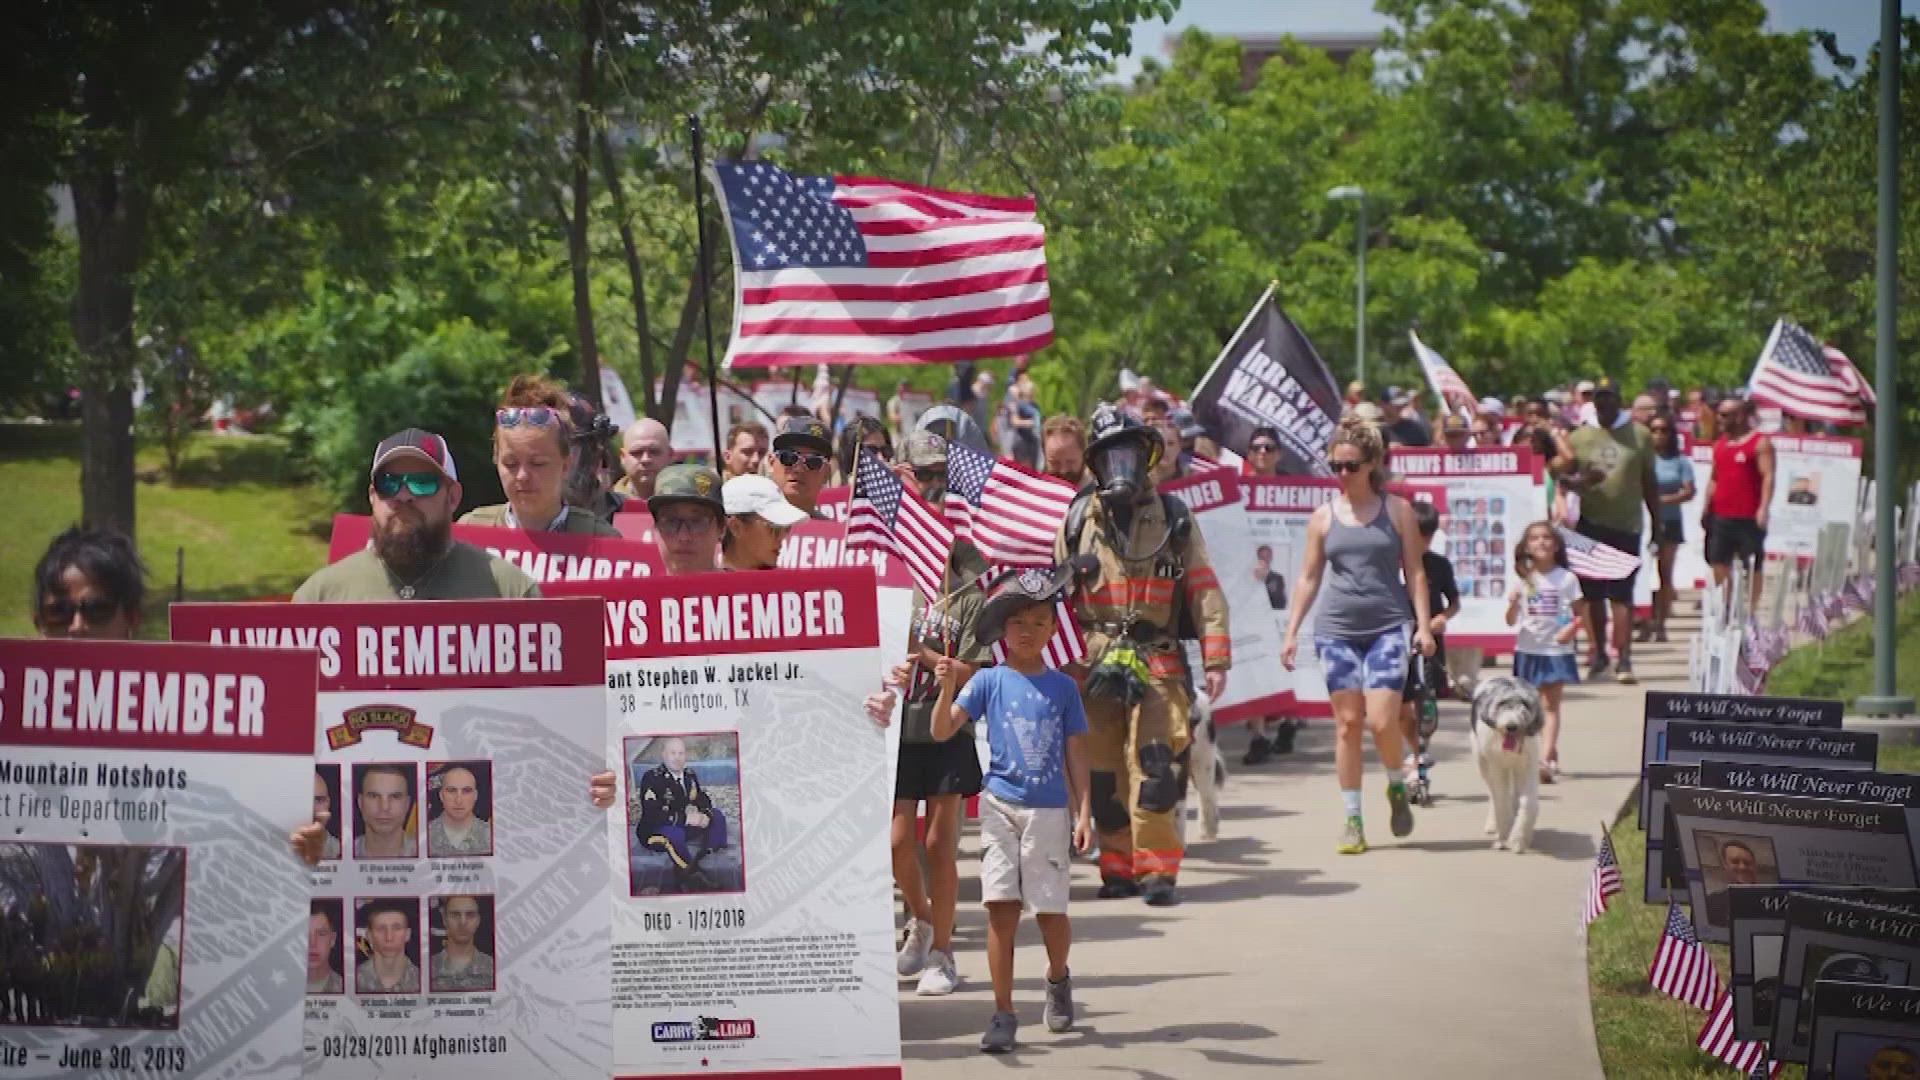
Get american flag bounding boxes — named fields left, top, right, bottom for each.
left=1584, top=828, right=1623, bottom=926
left=943, top=439, right=1078, bottom=568
left=1409, top=330, right=1477, bottom=417
left=846, top=448, right=952, bottom=602
left=1696, top=989, right=1779, bottom=1076
left=973, top=567, right=1088, bottom=670
left=712, top=162, right=1052, bottom=367
left=1649, top=900, right=1720, bottom=1009
left=1559, top=525, right=1642, bottom=581
left=1748, top=319, right=1870, bottom=426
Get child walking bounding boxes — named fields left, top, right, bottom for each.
left=1399, top=501, right=1461, bottom=781
left=933, top=566, right=1091, bottom=1054
left=1505, top=522, right=1586, bottom=782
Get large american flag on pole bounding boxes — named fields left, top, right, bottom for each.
left=1559, top=525, right=1642, bottom=582
left=943, top=440, right=1079, bottom=568
left=1584, top=827, right=1623, bottom=926
left=1748, top=319, right=1870, bottom=426
left=1696, top=989, right=1779, bottom=1076
left=847, top=448, right=952, bottom=602
left=1648, top=900, right=1720, bottom=1009
left=1409, top=329, right=1477, bottom=418
left=712, top=162, right=1052, bottom=367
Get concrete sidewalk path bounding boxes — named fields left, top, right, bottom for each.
left=900, top=629, right=1691, bottom=1078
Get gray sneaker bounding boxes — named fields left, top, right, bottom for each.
left=980, top=1010, right=1018, bottom=1053
left=1386, top=782, right=1415, bottom=838
left=1043, top=972, right=1075, bottom=1033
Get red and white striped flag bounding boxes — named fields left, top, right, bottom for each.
left=943, top=440, right=1078, bottom=568
left=1696, top=989, right=1779, bottom=1076
left=1748, top=319, right=1870, bottom=426
left=847, top=448, right=952, bottom=602
left=713, top=162, right=1051, bottom=366
left=1558, top=525, right=1642, bottom=581
left=1584, top=828, right=1623, bottom=926
left=1409, top=330, right=1477, bottom=417
left=1649, top=900, right=1720, bottom=1009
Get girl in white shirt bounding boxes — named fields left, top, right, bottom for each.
left=1505, top=522, right=1589, bottom=783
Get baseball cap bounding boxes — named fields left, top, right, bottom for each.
left=902, top=430, right=948, bottom=468
left=1440, top=414, right=1470, bottom=434
left=722, top=474, right=807, bottom=526
left=772, top=415, right=833, bottom=455
left=371, top=428, right=458, bottom=481
left=1352, top=402, right=1387, bottom=424
left=1575, top=379, right=1596, bottom=395
left=1478, top=396, right=1506, bottom=416
left=647, top=463, right=724, bottom=518
left=1171, top=407, right=1207, bottom=440
left=976, top=564, right=1075, bottom=645
left=1388, top=386, right=1415, bottom=406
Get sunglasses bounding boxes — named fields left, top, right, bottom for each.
left=1329, top=460, right=1365, bottom=474
left=374, top=470, right=443, bottom=498
left=39, top=596, right=122, bottom=628
left=772, top=449, right=828, bottom=471
left=656, top=513, right=716, bottom=536
left=1249, top=442, right=1279, bottom=453
left=497, top=406, right=559, bottom=427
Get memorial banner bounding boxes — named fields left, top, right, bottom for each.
left=329, top=514, right=663, bottom=581
left=543, top=568, right=900, bottom=1080
left=1161, top=469, right=1289, bottom=723
left=1725, top=885, right=1920, bottom=1042
left=1637, top=691, right=1845, bottom=827
left=1668, top=785, right=1920, bottom=945
left=1776, top=892, right=1920, bottom=1063
left=1241, top=475, right=1330, bottom=715
left=1391, top=446, right=1547, bottom=652
left=171, top=599, right=611, bottom=1079
left=1764, top=435, right=1864, bottom=559
left=1808, top=980, right=1920, bottom=1080
left=0, top=637, right=318, bottom=1080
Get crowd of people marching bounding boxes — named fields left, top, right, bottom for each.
left=26, top=362, right=1790, bottom=1053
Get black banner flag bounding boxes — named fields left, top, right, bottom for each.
left=1188, top=285, right=1342, bottom=476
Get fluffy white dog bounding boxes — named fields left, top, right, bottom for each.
left=1471, top=675, right=1544, bottom=852
left=1183, top=691, right=1223, bottom=842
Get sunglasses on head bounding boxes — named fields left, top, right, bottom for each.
left=1329, top=460, right=1365, bottom=474
left=773, top=449, right=828, bottom=471
left=374, top=470, right=443, bottom=498
left=1249, top=442, right=1279, bottom=453
left=497, top=406, right=559, bottom=427
left=39, top=596, right=122, bottom=627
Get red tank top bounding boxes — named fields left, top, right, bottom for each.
left=1710, top=431, right=1765, bottom=518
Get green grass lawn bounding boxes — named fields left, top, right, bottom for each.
left=0, top=424, right=332, bottom=639
left=1764, top=588, right=1920, bottom=705
left=1590, top=744, right=1920, bottom=1079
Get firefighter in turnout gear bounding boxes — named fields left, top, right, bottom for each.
left=1057, top=405, right=1230, bottom=907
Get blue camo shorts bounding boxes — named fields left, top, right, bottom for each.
left=1315, top=626, right=1412, bottom=693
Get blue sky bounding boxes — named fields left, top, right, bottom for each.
left=1115, top=0, right=1907, bottom=79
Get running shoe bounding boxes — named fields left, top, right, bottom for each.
left=1387, top=781, right=1415, bottom=838
left=1616, top=665, right=1638, bottom=685
left=980, top=1011, right=1018, bottom=1053
left=1272, top=721, right=1298, bottom=754
left=896, top=918, right=933, bottom=977
left=1587, top=656, right=1612, bottom=682
left=1337, top=815, right=1367, bottom=854
left=1241, top=734, right=1273, bottom=766
left=1043, top=971, right=1075, bottom=1033
left=916, top=949, right=960, bottom=996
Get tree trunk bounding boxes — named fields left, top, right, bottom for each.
left=595, top=128, right=657, bottom=415
left=567, top=0, right=602, bottom=406
left=70, top=151, right=147, bottom=538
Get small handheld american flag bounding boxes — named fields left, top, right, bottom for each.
left=1584, top=827, right=1623, bottom=926
left=1696, top=988, right=1779, bottom=1076
left=943, top=439, right=1078, bottom=569
left=1648, top=900, right=1720, bottom=1009
left=1558, top=525, right=1641, bottom=582
left=1409, top=330, right=1477, bottom=417
left=846, top=448, right=952, bottom=602
left=1748, top=318, right=1870, bottom=426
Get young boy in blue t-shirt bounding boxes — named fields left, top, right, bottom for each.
left=932, top=567, right=1091, bottom=1054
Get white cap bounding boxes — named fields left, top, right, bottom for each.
left=1478, top=396, right=1505, bottom=416
left=1575, top=379, right=1596, bottom=394
left=723, top=474, right=807, bottom=526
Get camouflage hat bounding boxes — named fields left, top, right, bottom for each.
left=902, top=430, right=948, bottom=467
left=646, top=463, right=724, bottom=518
left=772, top=415, right=833, bottom=455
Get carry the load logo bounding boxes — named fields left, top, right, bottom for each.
left=651, top=1017, right=757, bottom=1042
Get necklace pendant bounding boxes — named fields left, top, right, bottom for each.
left=398, top=585, right=416, bottom=600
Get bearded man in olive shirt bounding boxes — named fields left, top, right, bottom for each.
left=1560, top=384, right=1663, bottom=684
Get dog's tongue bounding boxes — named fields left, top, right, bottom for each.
left=1502, top=732, right=1520, bottom=753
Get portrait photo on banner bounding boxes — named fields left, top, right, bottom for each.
left=625, top=733, right=745, bottom=897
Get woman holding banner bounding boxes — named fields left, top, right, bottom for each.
left=1240, top=426, right=1299, bottom=765
left=1280, top=417, right=1436, bottom=855
left=461, top=375, right=621, bottom=536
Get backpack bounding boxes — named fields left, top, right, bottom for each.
left=1062, top=491, right=1201, bottom=642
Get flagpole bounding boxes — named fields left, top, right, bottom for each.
left=1860, top=0, right=1911, bottom=717
left=688, top=113, right=725, bottom=466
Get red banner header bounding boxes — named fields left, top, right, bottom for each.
left=1161, top=468, right=1243, bottom=514
left=1388, top=445, right=1538, bottom=479
left=329, top=514, right=663, bottom=580
left=543, top=567, right=881, bottom=660
left=169, top=597, right=605, bottom=691
left=0, top=637, right=317, bottom=754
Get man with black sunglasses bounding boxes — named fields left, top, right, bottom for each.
left=294, top=429, right=539, bottom=602
left=768, top=415, right=834, bottom=518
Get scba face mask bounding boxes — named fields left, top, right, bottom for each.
left=1091, top=441, right=1145, bottom=505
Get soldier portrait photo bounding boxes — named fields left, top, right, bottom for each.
left=307, top=898, right=345, bottom=996
left=313, top=764, right=343, bottom=861
left=625, top=733, right=744, bottom=896
left=351, top=763, right=420, bottom=861
left=353, top=898, right=423, bottom=995
left=0, top=842, right=186, bottom=1029
left=428, top=894, right=497, bottom=993
left=426, top=761, right=494, bottom=859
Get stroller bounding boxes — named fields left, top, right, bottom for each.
left=1405, top=651, right=1443, bottom=807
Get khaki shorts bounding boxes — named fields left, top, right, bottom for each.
left=979, top=791, right=1072, bottom=914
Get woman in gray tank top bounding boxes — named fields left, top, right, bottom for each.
left=1280, top=416, right=1435, bottom=855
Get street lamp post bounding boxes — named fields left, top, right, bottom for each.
left=1328, top=185, right=1368, bottom=388
left=1860, top=0, right=1913, bottom=717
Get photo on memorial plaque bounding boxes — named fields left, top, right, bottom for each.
left=1252, top=545, right=1288, bottom=611
left=353, top=897, right=423, bottom=995
left=1696, top=831, right=1782, bottom=927
left=624, top=733, right=745, bottom=896
left=1726, top=886, right=1920, bottom=1041
left=426, top=760, right=494, bottom=858
left=427, top=894, right=497, bottom=993
left=351, top=762, right=420, bottom=860
left=1773, top=892, right=1920, bottom=1063
left=307, top=898, right=346, bottom=996
left=1830, top=1034, right=1920, bottom=1080
left=1808, top=981, right=1920, bottom=1080
left=0, top=842, right=185, bottom=1030
left=1788, top=474, right=1821, bottom=506
left=313, top=764, right=344, bottom=861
